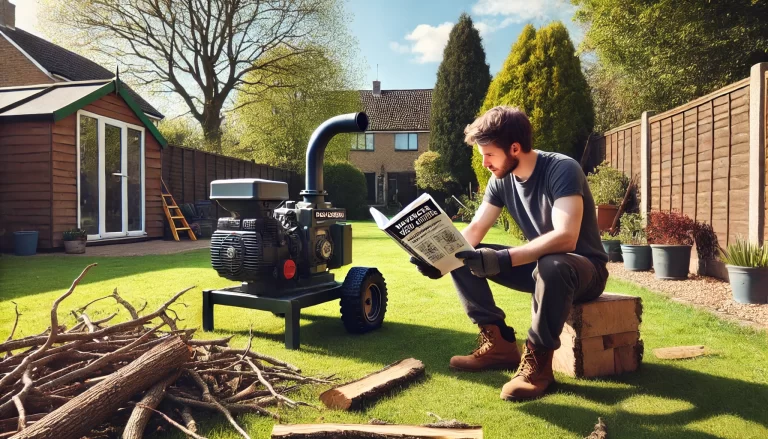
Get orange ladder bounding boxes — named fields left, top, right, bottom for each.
left=161, top=179, right=197, bottom=241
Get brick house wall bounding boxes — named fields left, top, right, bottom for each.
left=0, top=33, right=53, bottom=87
left=350, top=132, right=430, bottom=205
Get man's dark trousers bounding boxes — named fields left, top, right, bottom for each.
left=451, top=243, right=609, bottom=350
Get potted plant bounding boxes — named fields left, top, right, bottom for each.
left=617, top=213, right=651, bottom=271
left=692, top=222, right=727, bottom=280
left=601, top=231, right=622, bottom=262
left=63, top=228, right=87, bottom=254
left=587, top=162, right=629, bottom=231
left=720, top=238, right=768, bottom=304
left=646, top=210, right=696, bottom=280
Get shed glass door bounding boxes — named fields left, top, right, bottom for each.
left=78, top=111, right=145, bottom=240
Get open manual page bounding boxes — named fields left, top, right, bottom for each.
left=369, top=193, right=475, bottom=276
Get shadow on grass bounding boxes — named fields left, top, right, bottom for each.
left=215, top=312, right=768, bottom=436
left=518, top=363, right=768, bottom=437
left=216, top=313, right=515, bottom=392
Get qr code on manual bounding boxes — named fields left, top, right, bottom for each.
left=416, top=240, right=445, bottom=263
left=433, top=228, right=462, bottom=253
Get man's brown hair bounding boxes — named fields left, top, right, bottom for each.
left=464, top=106, right=533, bottom=153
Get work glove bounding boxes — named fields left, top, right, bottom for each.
left=409, top=256, right=443, bottom=280
left=455, top=248, right=510, bottom=278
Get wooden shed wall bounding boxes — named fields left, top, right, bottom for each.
left=0, top=121, right=53, bottom=249
left=51, top=93, right=164, bottom=248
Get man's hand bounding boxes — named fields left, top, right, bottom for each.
left=455, top=248, right=510, bottom=278
left=409, top=256, right=443, bottom=279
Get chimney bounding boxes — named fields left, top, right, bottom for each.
left=0, top=0, right=14, bottom=30
left=372, top=80, right=381, bottom=97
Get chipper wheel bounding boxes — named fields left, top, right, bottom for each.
left=340, top=267, right=387, bottom=333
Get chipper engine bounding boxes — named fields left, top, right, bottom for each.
left=202, top=112, right=387, bottom=349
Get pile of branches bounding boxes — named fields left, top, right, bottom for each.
left=0, top=264, right=332, bottom=439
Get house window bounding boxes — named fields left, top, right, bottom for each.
left=395, top=133, right=418, bottom=151
left=351, top=133, right=374, bottom=150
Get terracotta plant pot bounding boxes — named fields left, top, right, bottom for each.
left=596, top=204, right=618, bottom=231
left=64, top=239, right=86, bottom=254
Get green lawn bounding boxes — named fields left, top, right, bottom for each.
left=1, top=222, right=768, bottom=438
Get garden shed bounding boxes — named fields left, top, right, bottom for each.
left=0, top=77, right=167, bottom=251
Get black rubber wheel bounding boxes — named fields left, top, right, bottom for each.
left=340, top=267, right=387, bottom=333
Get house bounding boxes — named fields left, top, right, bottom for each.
left=350, top=80, right=431, bottom=207
left=0, top=1, right=167, bottom=252
left=0, top=0, right=163, bottom=120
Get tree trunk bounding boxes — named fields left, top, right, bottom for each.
left=201, top=105, right=223, bottom=154
left=11, top=337, right=191, bottom=439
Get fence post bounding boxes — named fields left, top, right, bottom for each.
left=640, top=111, right=655, bottom=225
left=749, top=62, right=767, bottom=244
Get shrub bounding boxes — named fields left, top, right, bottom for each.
left=719, top=237, right=768, bottom=268
left=587, top=161, right=629, bottom=206
left=324, top=162, right=368, bottom=220
left=414, top=151, right=453, bottom=192
left=616, top=213, right=647, bottom=245
left=646, top=210, right=696, bottom=246
left=693, top=222, right=721, bottom=261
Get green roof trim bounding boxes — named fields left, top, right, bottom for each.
left=52, top=82, right=115, bottom=122
left=50, top=78, right=167, bottom=148
left=116, top=82, right=167, bottom=148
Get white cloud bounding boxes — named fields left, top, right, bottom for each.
left=471, top=0, right=581, bottom=43
left=388, top=41, right=411, bottom=54
left=389, top=22, right=453, bottom=64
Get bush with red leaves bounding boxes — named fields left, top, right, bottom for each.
left=646, top=210, right=696, bottom=246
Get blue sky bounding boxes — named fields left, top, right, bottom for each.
left=346, top=0, right=582, bottom=90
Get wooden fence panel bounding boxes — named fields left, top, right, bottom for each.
left=161, top=145, right=298, bottom=222
left=599, top=80, right=752, bottom=248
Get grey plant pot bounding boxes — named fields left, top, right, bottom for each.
left=726, top=266, right=768, bottom=304
left=64, top=240, right=86, bottom=254
left=621, top=244, right=652, bottom=271
left=650, top=244, right=692, bottom=280
left=601, top=239, right=622, bottom=262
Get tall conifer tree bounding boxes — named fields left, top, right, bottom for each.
left=430, top=13, right=491, bottom=194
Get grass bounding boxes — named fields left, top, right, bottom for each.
left=1, top=221, right=768, bottom=438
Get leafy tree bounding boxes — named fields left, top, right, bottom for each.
left=430, top=13, right=491, bottom=194
left=158, top=117, right=204, bottom=149
left=480, top=22, right=593, bottom=158
left=40, top=0, right=357, bottom=152
left=231, top=47, right=362, bottom=172
left=414, top=151, right=452, bottom=192
left=573, top=0, right=768, bottom=127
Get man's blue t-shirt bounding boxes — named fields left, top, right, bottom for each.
left=483, top=151, right=608, bottom=263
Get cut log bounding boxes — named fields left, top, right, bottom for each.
left=554, top=293, right=643, bottom=378
left=653, top=345, right=706, bottom=360
left=10, top=337, right=191, bottom=439
left=562, top=293, right=642, bottom=338
left=319, top=358, right=424, bottom=410
left=271, top=424, right=483, bottom=439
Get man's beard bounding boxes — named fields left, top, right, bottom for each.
left=489, top=153, right=518, bottom=178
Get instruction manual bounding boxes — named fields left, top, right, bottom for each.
left=369, top=193, right=475, bottom=276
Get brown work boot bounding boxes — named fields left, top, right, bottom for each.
left=449, top=324, right=521, bottom=372
left=500, top=340, right=555, bottom=401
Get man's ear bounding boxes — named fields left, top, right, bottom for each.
left=510, top=142, right=521, bottom=155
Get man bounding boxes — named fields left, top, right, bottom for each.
left=411, top=106, right=608, bottom=401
